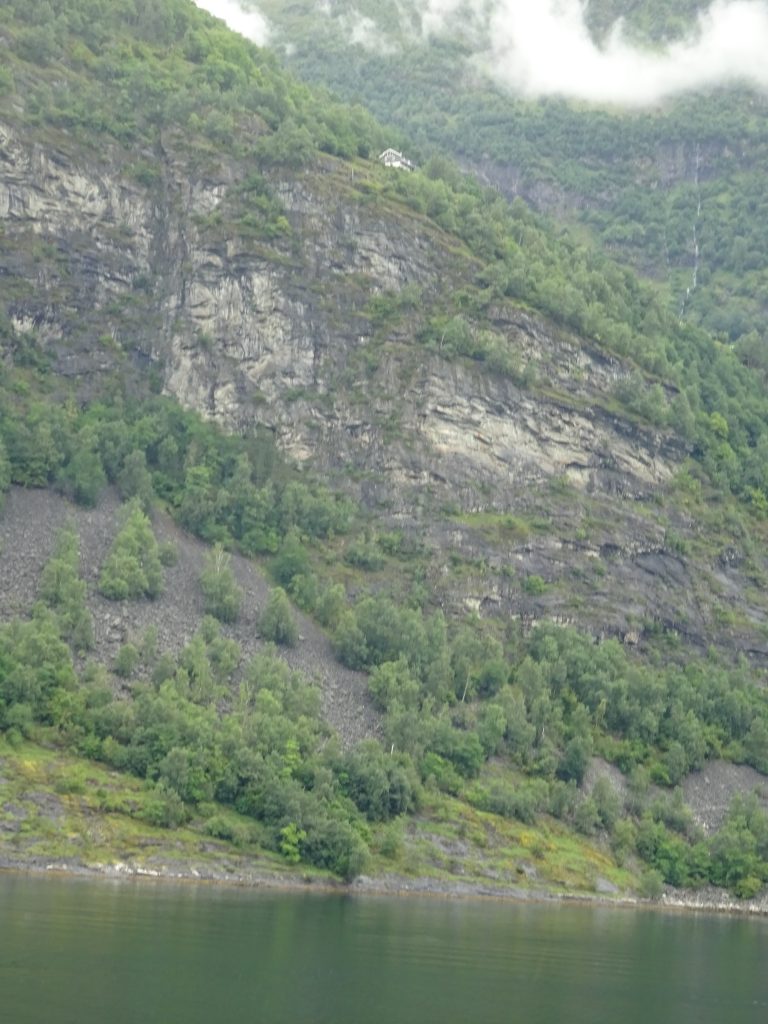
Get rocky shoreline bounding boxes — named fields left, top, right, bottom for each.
left=2, top=852, right=767, bottom=918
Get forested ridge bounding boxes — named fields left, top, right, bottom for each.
left=261, top=0, right=768, bottom=349
left=2, top=0, right=768, bottom=898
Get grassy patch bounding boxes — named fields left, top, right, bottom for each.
left=0, top=734, right=284, bottom=873
left=0, top=735, right=636, bottom=897
left=368, top=792, right=636, bottom=896
left=453, top=512, right=535, bottom=544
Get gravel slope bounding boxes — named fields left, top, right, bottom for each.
left=0, top=487, right=379, bottom=748
left=683, top=761, right=768, bottom=834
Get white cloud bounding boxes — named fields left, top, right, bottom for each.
left=421, top=0, right=491, bottom=45
left=192, top=1, right=271, bottom=47
left=420, top=0, right=768, bottom=106
left=344, top=12, right=399, bottom=54
left=422, top=0, right=468, bottom=36
left=190, top=1, right=768, bottom=106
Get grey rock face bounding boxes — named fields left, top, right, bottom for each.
left=1, top=120, right=677, bottom=501
left=3, top=119, right=767, bottom=660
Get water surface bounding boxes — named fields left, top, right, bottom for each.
left=1, top=874, right=766, bottom=1024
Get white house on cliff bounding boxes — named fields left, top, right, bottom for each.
left=378, top=148, right=415, bottom=171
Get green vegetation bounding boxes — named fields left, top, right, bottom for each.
left=0, top=374, right=353, bottom=562
left=98, top=501, right=164, bottom=600
left=0, top=734, right=286, bottom=874
left=0, top=609, right=399, bottom=878
left=39, top=526, right=93, bottom=652
left=263, top=0, right=768, bottom=349
left=0, top=437, right=10, bottom=512
left=2, top=470, right=768, bottom=891
left=0, top=732, right=637, bottom=895
left=4, top=0, right=768, bottom=509
left=259, top=587, right=298, bottom=647
left=200, top=544, right=243, bottom=624
left=341, top=151, right=768, bottom=509
left=0, top=0, right=388, bottom=162
left=585, top=0, right=709, bottom=42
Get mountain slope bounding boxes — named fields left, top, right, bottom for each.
left=258, top=0, right=768, bottom=347
left=3, top=3, right=768, bottom=659
left=2, top=0, right=768, bottom=898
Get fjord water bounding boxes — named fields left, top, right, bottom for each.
left=1, top=875, right=766, bottom=1024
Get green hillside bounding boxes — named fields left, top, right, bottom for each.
left=1, top=0, right=768, bottom=900
left=259, top=0, right=768, bottom=348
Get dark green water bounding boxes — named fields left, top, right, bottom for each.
left=1, top=875, right=767, bottom=1024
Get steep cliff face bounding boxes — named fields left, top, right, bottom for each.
left=1, top=120, right=451, bottom=410
left=1, top=118, right=673, bottom=494
left=2, top=116, right=767, bottom=660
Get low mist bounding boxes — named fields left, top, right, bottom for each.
left=453, top=0, right=768, bottom=105
left=192, top=0, right=270, bottom=47
left=191, top=1, right=768, bottom=107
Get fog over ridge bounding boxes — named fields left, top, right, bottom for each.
left=192, top=0, right=271, bottom=47
left=191, top=1, right=768, bottom=107
left=453, top=0, right=768, bottom=105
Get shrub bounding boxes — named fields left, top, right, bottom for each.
left=344, top=538, right=385, bottom=571
left=199, top=544, right=242, bottom=623
left=116, top=449, right=154, bottom=508
left=611, top=819, right=638, bottom=866
left=333, top=610, right=368, bottom=669
left=271, top=530, right=310, bottom=587
left=369, top=659, right=420, bottom=712
left=114, top=643, right=140, bottom=678
left=638, top=868, right=664, bottom=900
left=315, top=583, right=346, bottom=629
left=289, top=573, right=319, bottom=612
left=339, top=741, right=416, bottom=821
left=259, top=588, right=298, bottom=647
left=523, top=574, right=548, bottom=595
left=733, top=876, right=763, bottom=900
left=98, top=502, right=163, bottom=600
left=140, top=782, right=189, bottom=829
left=158, top=541, right=179, bottom=567
left=420, top=752, right=462, bottom=795
left=592, top=776, right=622, bottom=831
left=57, top=446, right=107, bottom=508
left=300, top=816, right=370, bottom=880
left=4, top=702, right=34, bottom=738
left=39, top=526, right=93, bottom=651
left=0, top=437, right=10, bottom=511
left=279, top=822, right=306, bottom=864
left=205, top=815, right=252, bottom=847
left=557, top=734, right=592, bottom=785
left=379, top=824, right=404, bottom=860
left=574, top=796, right=601, bottom=835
